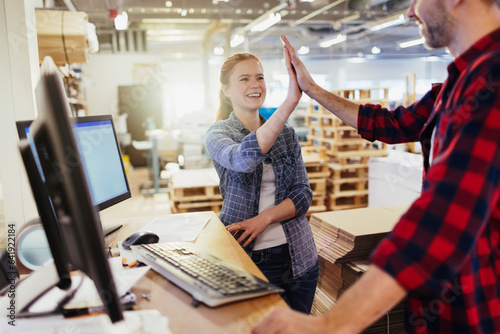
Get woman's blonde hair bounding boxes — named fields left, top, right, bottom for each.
left=216, top=53, right=263, bottom=121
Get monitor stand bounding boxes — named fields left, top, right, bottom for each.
left=97, top=212, right=123, bottom=237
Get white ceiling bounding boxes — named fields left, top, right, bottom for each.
left=43, top=0, right=448, bottom=60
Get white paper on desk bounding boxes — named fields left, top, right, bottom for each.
left=27, top=257, right=150, bottom=312
left=141, top=215, right=210, bottom=242
left=118, top=215, right=210, bottom=263
left=0, top=310, right=171, bottom=334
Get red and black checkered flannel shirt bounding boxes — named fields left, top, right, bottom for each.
left=358, top=28, right=500, bottom=333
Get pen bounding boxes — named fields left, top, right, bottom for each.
left=62, top=302, right=138, bottom=318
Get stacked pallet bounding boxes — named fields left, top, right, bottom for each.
left=304, top=89, right=390, bottom=211
left=302, top=146, right=329, bottom=217
left=310, top=205, right=409, bottom=332
left=168, top=168, right=223, bottom=215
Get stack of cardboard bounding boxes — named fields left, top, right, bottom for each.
left=36, top=10, right=89, bottom=65
left=310, top=205, right=409, bottom=333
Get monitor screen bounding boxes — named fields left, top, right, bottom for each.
left=17, top=115, right=131, bottom=212
left=28, top=56, right=123, bottom=323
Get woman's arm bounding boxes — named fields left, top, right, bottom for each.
left=226, top=198, right=296, bottom=247
left=255, top=41, right=302, bottom=154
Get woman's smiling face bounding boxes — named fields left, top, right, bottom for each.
left=223, top=59, right=266, bottom=113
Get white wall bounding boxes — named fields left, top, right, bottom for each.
left=0, top=0, right=39, bottom=233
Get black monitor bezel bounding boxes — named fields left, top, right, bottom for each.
left=18, top=140, right=72, bottom=290
left=29, top=58, right=123, bottom=323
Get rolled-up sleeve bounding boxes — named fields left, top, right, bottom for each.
left=357, top=84, right=441, bottom=144
left=206, top=122, right=266, bottom=173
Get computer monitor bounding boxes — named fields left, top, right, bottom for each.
left=18, top=140, right=72, bottom=291
left=16, top=115, right=131, bottom=212
left=72, top=115, right=131, bottom=211
left=27, top=56, right=123, bottom=323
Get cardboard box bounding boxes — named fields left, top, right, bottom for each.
left=36, top=10, right=89, bottom=65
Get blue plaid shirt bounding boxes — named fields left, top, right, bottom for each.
left=206, top=112, right=318, bottom=278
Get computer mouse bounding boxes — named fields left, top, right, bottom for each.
left=122, top=231, right=159, bottom=250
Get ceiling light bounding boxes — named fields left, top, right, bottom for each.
left=213, top=46, right=224, bottom=55
left=298, top=46, right=310, bottom=55
left=398, top=37, right=425, bottom=48
left=371, top=46, right=381, bottom=54
left=230, top=34, right=244, bottom=47
left=114, top=11, right=128, bottom=30
left=165, top=1, right=172, bottom=7
left=250, top=12, right=281, bottom=32
left=319, top=34, right=346, bottom=48
left=370, top=14, right=407, bottom=32
left=181, top=9, right=187, bottom=16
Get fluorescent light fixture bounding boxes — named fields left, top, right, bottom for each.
left=250, top=12, right=281, bottom=32
left=298, top=46, right=310, bottom=55
left=319, top=34, right=346, bottom=48
left=398, top=37, right=425, bottom=48
left=213, top=46, right=224, bottom=55
left=165, top=1, right=172, bottom=7
left=369, top=14, right=407, bottom=32
left=347, top=57, right=366, bottom=63
left=371, top=46, right=381, bottom=54
left=114, top=11, right=128, bottom=30
left=230, top=34, right=245, bottom=47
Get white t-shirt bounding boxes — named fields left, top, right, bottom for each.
left=253, top=162, right=287, bottom=251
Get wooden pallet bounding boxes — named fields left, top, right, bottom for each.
left=304, top=112, right=347, bottom=128
left=327, top=192, right=368, bottom=211
left=171, top=200, right=223, bottom=215
left=308, top=125, right=360, bottom=141
left=307, top=136, right=371, bottom=155
left=326, top=177, right=368, bottom=194
left=328, top=162, right=369, bottom=180
left=309, top=178, right=327, bottom=196
left=170, top=184, right=222, bottom=202
left=332, top=88, right=389, bottom=101
left=301, top=145, right=327, bottom=161
left=305, top=162, right=330, bottom=179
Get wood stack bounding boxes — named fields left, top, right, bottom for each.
left=304, top=89, right=390, bottom=211
left=168, top=168, right=223, bottom=215
left=309, top=205, right=409, bottom=333
left=302, top=146, right=329, bottom=217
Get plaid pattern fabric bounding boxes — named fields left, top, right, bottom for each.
left=206, top=112, right=317, bottom=278
left=359, top=28, right=500, bottom=333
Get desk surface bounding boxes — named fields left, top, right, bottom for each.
left=105, top=211, right=287, bottom=334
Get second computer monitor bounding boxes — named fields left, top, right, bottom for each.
left=17, top=115, right=131, bottom=212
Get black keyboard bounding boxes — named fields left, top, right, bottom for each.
left=132, top=242, right=283, bottom=307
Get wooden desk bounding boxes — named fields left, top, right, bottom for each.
left=104, top=211, right=287, bottom=334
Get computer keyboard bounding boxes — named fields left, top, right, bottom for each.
left=131, top=242, right=283, bottom=307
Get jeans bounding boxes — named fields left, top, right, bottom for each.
left=250, top=244, right=319, bottom=314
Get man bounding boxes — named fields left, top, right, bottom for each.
left=253, top=0, right=500, bottom=333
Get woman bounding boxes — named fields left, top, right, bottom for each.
left=205, top=44, right=318, bottom=313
